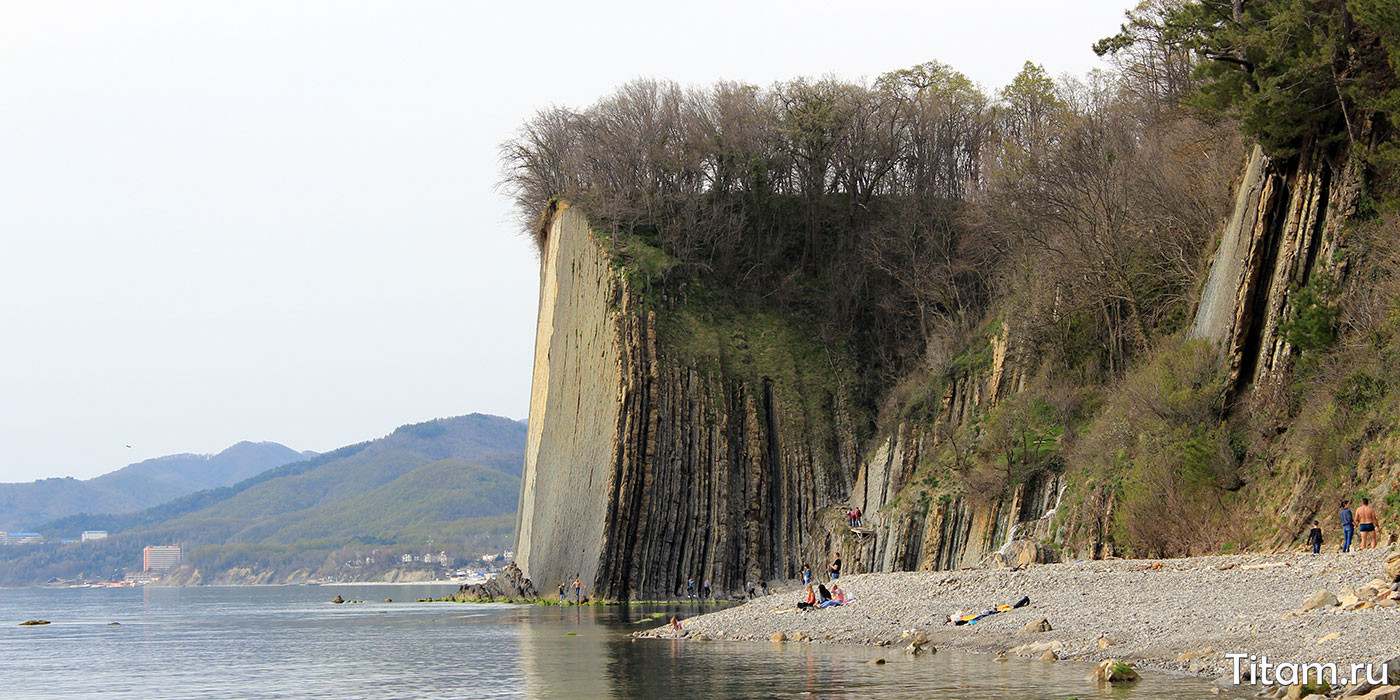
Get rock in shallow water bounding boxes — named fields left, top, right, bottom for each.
left=1087, top=659, right=1140, bottom=684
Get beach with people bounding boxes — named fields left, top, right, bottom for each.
left=640, top=546, right=1400, bottom=690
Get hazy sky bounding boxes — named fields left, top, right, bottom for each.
left=2, top=0, right=1133, bottom=482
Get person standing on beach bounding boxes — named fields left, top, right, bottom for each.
left=572, top=577, right=582, bottom=603
left=687, top=576, right=695, bottom=599
left=1307, top=521, right=1323, bottom=554
left=1357, top=498, right=1380, bottom=549
left=829, top=553, right=841, bottom=581
left=1341, top=500, right=1355, bottom=553
left=801, top=564, right=811, bottom=585
left=558, top=583, right=566, bottom=603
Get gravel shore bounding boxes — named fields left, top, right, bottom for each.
left=639, top=548, right=1400, bottom=686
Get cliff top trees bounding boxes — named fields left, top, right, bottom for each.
left=499, top=49, right=1243, bottom=394
left=1097, top=0, right=1398, bottom=165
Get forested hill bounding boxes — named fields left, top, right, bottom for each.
left=0, top=441, right=311, bottom=531
left=505, top=0, right=1399, bottom=598
left=0, top=414, right=526, bottom=586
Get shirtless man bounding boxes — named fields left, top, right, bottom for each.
left=1356, top=497, right=1380, bottom=549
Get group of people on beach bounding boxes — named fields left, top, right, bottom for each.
left=1308, top=498, right=1383, bottom=553
left=794, top=553, right=849, bottom=611
left=843, top=506, right=862, bottom=527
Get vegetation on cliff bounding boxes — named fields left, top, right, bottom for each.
left=503, top=0, right=1399, bottom=563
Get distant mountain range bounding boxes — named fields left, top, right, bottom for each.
left=0, top=442, right=314, bottom=531
left=0, top=414, right=526, bottom=586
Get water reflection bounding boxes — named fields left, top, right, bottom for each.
left=517, top=604, right=1216, bottom=699
left=0, top=587, right=1215, bottom=699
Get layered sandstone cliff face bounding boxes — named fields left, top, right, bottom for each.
left=517, top=140, right=1365, bottom=597
left=1190, top=143, right=1364, bottom=393
left=516, top=207, right=858, bottom=600
left=843, top=325, right=1065, bottom=574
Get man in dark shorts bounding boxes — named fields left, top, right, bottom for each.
left=829, top=552, right=841, bottom=581
left=1357, top=497, right=1380, bottom=549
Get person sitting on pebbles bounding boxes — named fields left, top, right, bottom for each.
left=820, top=584, right=849, bottom=608
left=797, top=583, right=817, bottom=611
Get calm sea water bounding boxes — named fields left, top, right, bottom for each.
left=0, top=584, right=1215, bottom=699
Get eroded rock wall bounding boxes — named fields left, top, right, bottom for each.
left=514, top=206, right=624, bottom=596
left=517, top=207, right=857, bottom=600
left=1189, top=143, right=1364, bottom=392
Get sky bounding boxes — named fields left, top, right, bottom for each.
left=0, top=0, right=1134, bottom=482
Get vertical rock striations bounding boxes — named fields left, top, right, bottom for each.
left=517, top=206, right=857, bottom=601
left=1190, top=143, right=1364, bottom=394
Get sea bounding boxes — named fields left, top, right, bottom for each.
left=0, top=584, right=1218, bottom=699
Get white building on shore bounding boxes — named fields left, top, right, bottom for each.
left=81, top=531, right=108, bottom=542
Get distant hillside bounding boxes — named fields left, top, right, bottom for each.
left=0, top=441, right=310, bottom=530
left=0, top=414, right=526, bottom=586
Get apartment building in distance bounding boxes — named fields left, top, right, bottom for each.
left=1, top=532, right=43, bottom=545
left=81, top=531, right=108, bottom=542
left=143, top=545, right=182, bottom=572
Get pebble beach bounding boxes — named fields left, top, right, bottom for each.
left=639, top=547, right=1400, bottom=691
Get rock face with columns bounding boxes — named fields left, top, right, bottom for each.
left=515, top=136, right=1366, bottom=599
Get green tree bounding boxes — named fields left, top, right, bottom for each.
left=1097, top=0, right=1399, bottom=160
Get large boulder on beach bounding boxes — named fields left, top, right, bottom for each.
left=1020, top=618, right=1052, bottom=633
left=1302, top=590, right=1338, bottom=612
left=1385, top=552, right=1400, bottom=582
left=1087, top=659, right=1140, bottom=684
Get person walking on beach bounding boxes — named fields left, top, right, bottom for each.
left=801, top=564, right=811, bottom=585
left=702, top=580, right=711, bottom=599
left=759, top=579, right=768, bottom=596
left=572, top=577, right=582, bottom=603
left=829, top=552, right=841, bottom=581
left=1341, top=500, right=1355, bottom=553
left=1307, top=521, right=1323, bottom=554
left=1357, top=498, right=1380, bottom=549
left=687, top=576, right=695, bottom=599
left=558, top=583, right=567, bottom=603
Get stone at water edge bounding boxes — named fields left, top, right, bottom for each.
left=331, top=595, right=345, bottom=604
left=1087, top=659, right=1140, bottom=684
left=910, top=630, right=929, bottom=646
left=1302, top=590, right=1338, bottom=612
left=770, top=632, right=787, bottom=642
left=1020, top=618, right=1051, bottom=633
left=865, top=658, right=886, bottom=665
left=18, top=620, right=50, bottom=626
left=1040, top=650, right=1058, bottom=661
